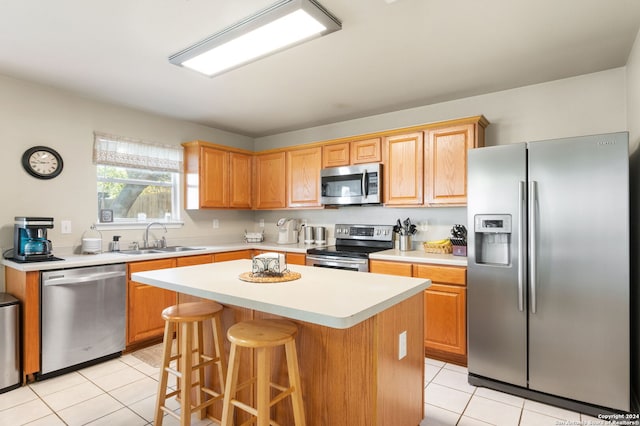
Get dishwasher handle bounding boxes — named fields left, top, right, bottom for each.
left=43, top=270, right=126, bottom=287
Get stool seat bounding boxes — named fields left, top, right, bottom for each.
left=227, top=319, right=298, bottom=348
left=222, top=319, right=306, bottom=426
left=155, top=301, right=227, bottom=426
left=161, top=301, right=223, bottom=322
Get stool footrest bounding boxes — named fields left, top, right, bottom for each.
left=165, top=389, right=180, bottom=399
left=160, top=405, right=180, bottom=420
left=269, top=387, right=295, bottom=407
left=191, top=393, right=223, bottom=412
left=232, top=377, right=295, bottom=410
left=163, top=366, right=182, bottom=379
left=191, top=357, right=219, bottom=371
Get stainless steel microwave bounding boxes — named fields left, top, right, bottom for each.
left=320, top=163, right=381, bottom=206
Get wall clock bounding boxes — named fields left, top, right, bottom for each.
left=22, top=146, right=64, bottom=179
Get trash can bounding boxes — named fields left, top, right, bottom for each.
left=0, top=294, right=20, bottom=393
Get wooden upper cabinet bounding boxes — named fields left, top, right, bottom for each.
left=425, top=118, right=487, bottom=206
left=322, top=142, right=350, bottom=168
left=383, top=132, right=424, bottom=206
left=182, top=141, right=252, bottom=209
left=322, top=138, right=381, bottom=168
left=254, top=151, right=287, bottom=209
left=351, top=137, right=381, bottom=164
left=287, top=146, right=322, bottom=207
left=201, top=146, right=229, bottom=208
left=229, top=152, right=252, bottom=208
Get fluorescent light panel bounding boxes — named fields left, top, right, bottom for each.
left=170, top=0, right=341, bottom=77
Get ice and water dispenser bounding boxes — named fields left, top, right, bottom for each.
left=473, top=214, right=512, bottom=266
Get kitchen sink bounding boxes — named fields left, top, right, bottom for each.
left=116, top=246, right=202, bottom=255
left=153, top=246, right=202, bottom=252
left=116, top=249, right=160, bottom=255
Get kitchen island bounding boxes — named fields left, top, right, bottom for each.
left=132, top=259, right=429, bottom=426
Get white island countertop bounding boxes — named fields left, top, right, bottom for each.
left=132, top=259, right=430, bottom=329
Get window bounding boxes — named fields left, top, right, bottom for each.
left=94, top=133, right=182, bottom=224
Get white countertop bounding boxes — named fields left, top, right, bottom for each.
left=1, top=241, right=466, bottom=272
left=0, top=241, right=316, bottom=272
left=370, top=248, right=468, bottom=267
left=132, top=259, right=430, bottom=329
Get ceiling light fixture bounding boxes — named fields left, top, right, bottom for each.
left=169, top=0, right=341, bottom=77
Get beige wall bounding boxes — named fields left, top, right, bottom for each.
left=0, top=74, right=255, bottom=269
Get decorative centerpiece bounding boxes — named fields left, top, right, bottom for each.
left=239, top=252, right=301, bottom=283
left=252, top=252, right=287, bottom=276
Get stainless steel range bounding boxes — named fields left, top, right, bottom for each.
left=306, top=224, right=394, bottom=272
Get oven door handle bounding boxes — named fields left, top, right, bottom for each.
left=306, top=255, right=368, bottom=265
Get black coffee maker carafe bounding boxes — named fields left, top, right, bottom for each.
left=13, top=217, right=54, bottom=261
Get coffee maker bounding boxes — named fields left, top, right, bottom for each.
left=13, top=217, right=54, bottom=261
left=276, top=218, right=299, bottom=244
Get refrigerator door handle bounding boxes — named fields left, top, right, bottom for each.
left=529, top=180, right=537, bottom=314
left=518, top=181, right=526, bottom=312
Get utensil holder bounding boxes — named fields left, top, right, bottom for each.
left=399, top=235, right=412, bottom=251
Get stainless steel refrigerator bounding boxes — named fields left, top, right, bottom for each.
left=467, top=132, right=630, bottom=413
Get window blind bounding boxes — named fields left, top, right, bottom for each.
left=93, top=132, right=183, bottom=172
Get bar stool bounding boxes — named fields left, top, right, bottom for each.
left=154, top=301, right=227, bottom=426
left=221, top=319, right=306, bottom=426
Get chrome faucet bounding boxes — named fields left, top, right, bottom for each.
left=143, top=222, right=167, bottom=248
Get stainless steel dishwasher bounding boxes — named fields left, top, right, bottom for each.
left=40, top=263, right=126, bottom=378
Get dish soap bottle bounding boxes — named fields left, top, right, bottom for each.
left=110, top=235, right=121, bottom=252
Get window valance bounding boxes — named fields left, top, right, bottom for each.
left=93, top=132, right=183, bottom=172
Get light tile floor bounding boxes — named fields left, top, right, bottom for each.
left=421, top=357, right=600, bottom=426
left=0, top=350, right=593, bottom=425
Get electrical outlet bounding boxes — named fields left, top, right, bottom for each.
left=259, top=219, right=265, bottom=228
left=398, top=331, right=407, bottom=360
left=213, top=219, right=219, bottom=229
left=61, top=220, right=72, bottom=234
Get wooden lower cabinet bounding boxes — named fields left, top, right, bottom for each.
left=370, top=259, right=467, bottom=365
left=215, top=250, right=252, bottom=262
left=5, top=268, right=40, bottom=379
left=369, top=259, right=412, bottom=276
left=286, top=252, right=306, bottom=265
left=127, top=258, right=177, bottom=346
left=176, top=253, right=214, bottom=267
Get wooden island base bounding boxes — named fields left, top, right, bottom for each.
left=195, top=292, right=424, bottom=426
